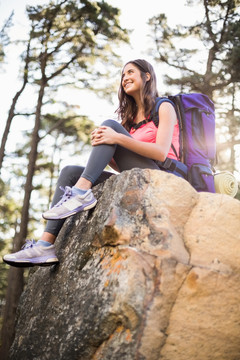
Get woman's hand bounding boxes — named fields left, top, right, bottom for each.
left=91, top=126, right=119, bottom=146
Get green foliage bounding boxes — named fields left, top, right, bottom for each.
left=148, top=0, right=240, bottom=175
left=223, top=19, right=240, bottom=82
left=0, top=0, right=129, bottom=241
left=25, top=0, right=129, bottom=87
left=1, top=0, right=129, bottom=215
left=0, top=1, right=130, bottom=352
left=148, top=0, right=240, bottom=97
left=0, top=12, right=13, bottom=62
left=0, top=180, right=21, bottom=238
left=40, top=112, right=95, bottom=144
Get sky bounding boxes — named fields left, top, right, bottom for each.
left=0, top=0, right=204, bottom=128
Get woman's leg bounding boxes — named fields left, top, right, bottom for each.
left=43, top=166, right=85, bottom=241
left=79, top=119, right=159, bottom=185
left=43, top=165, right=114, bottom=242
left=3, top=121, right=158, bottom=267
left=3, top=160, right=115, bottom=267
left=42, top=119, right=159, bottom=221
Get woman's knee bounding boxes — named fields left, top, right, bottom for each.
left=101, top=119, right=121, bottom=130
left=101, top=119, right=130, bottom=137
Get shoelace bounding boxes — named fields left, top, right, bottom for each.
left=55, top=186, right=73, bottom=207
left=21, top=239, right=36, bottom=250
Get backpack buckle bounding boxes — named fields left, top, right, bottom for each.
left=162, top=157, right=173, bottom=170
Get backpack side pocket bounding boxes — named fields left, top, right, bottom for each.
left=189, top=164, right=215, bottom=193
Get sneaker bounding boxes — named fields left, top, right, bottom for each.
left=42, top=186, right=97, bottom=220
left=3, top=239, right=59, bottom=268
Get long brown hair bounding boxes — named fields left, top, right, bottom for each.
left=116, top=59, right=159, bottom=131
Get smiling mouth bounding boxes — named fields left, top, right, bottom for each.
left=124, top=82, right=133, bottom=88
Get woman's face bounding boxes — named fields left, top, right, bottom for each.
left=121, top=63, right=144, bottom=97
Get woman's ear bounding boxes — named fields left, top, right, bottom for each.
left=146, top=72, right=151, bottom=81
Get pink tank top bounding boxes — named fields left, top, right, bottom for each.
left=129, top=120, right=179, bottom=160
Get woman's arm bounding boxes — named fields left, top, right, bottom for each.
left=91, top=102, right=177, bottom=162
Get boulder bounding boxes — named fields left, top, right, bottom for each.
left=9, top=169, right=240, bottom=360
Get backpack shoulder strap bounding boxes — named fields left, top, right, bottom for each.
left=151, top=97, right=180, bottom=160
left=151, top=97, right=177, bottom=127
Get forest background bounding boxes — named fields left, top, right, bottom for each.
left=0, top=0, right=239, bottom=358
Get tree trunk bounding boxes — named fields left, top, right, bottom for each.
left=0, top=36, right=31, bottom=173
left=0, top=88, right=28, bottom=173
left=0, top=82, right=46, bottom=358
left=0, top=267, right=24, bottom=360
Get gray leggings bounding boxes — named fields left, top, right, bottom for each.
left=44, top=119, right=159, bottom=236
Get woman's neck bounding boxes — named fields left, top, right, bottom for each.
left=135, top=107, right=146, bottom=124
left=132, top=94, right=145, bottom=124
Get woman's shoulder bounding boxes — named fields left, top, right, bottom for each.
left=154, top=96, right=176, bottom=109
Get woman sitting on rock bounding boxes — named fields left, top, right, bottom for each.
left=3, top=59, right=187, bottom=267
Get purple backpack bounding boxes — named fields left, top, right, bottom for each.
left=153, top=93, right=216, bottom=193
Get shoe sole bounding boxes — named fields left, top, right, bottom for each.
left=3, top=259, right=59, bottom=268
left=42, top=199, right=97, bottom=220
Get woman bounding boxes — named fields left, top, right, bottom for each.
left=3, top=59, right=185, bottom=267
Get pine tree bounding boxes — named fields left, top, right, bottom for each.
left=148, top=0, right=240, bottom=173
left=0, top=1, right=129, bottom=357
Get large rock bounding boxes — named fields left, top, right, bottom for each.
left=10, top=169, right=240, bottom=360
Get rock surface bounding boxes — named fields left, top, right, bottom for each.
left=10, top=169, right=240, bottom=360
